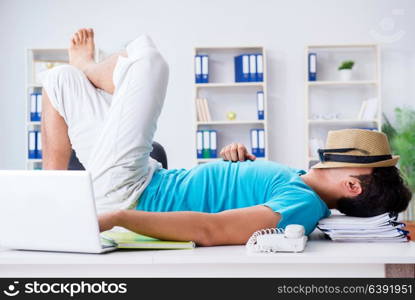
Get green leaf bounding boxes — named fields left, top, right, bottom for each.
left=338, top=60, right=355, bottom=70
left=387, top=106, right=415, bottom=191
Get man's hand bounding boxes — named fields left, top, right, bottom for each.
left=98, top=210, right=121, bottom=232
left=220, top=143, right=256, bottom=162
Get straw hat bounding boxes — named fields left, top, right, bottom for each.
left=312, top=129, right=399, bottom=169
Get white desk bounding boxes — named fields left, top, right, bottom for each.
left=1, top=235, right=414, bottom=277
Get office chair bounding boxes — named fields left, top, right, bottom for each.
left=67, top=141, right=168, bottom=170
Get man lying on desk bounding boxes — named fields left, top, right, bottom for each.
left=41, top=29, right=412, bottom=246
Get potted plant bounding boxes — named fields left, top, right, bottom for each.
left=338, top=60, right=355, bottom=81
left=382, top=107, right=415, bottom=232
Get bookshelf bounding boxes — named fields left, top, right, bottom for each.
left=195, top=82, right=264, bottom=88
left=304, top=44, right=381, bottom=168
left=26, top=48, right=101, bottom=170
left=193, top=46, right=268, bottom=164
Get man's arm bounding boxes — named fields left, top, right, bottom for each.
left=99, top=206, right=280, bottom=246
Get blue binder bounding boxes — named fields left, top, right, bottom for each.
left=35, top=131, right=42, bottom=159
left=30, top=93, right=38, bottom=121
left=35, top=93, right=42, bottom=121
left=209, top=130, right=217, bottom=158
left=201, top=55, right=209, bottom=83
left=202, top=130, right=211, bottom=158
left=196, top=130, right=203, bottom=159
left=234, top=54, right=250, bottom=82
left=249, top=54, right=257, bottom=82
left=250, top=129, right=259, bottom=156
left=195, top=55, right=203, bottom=83
left=256, top=91, right=264, bottom=120
left=28, top=131, right=36, bottom=159
left=257, top=129, right=265, bottom=158
left=308, top=53, right=317, bottom=81
left=256, top=54, right=264, bottom=82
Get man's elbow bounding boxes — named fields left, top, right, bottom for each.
left=195, top=219, right=221, bottom=247
left=197, top=236, right=216, bottom=247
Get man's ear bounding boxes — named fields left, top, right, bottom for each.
left=343, top=177, right=363, bottom=197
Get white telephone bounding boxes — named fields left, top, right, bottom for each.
left=246, top=225, right=307, bottom=253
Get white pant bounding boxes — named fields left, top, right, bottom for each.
left=41, top=35, right=169, bottom=214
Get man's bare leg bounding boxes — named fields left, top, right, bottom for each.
left=69, top=28, right=126, bottom=94
left=41, top=90, right=72, bottom=169
left=42, top=28, right=117, bottom=169
left=42, top=28, right=128, bottom=169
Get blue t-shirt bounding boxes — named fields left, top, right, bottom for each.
left=137, top=160, right=331, bottom=235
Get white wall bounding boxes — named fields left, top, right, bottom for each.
left=0, top=0, right=414, bottom=170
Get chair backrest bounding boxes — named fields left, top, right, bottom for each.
left=68, top=141, right=168, bottom=170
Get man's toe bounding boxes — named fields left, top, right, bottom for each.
left=74, top=32, right=81, bottom=44
left=81, top=29, right=87, bottom=43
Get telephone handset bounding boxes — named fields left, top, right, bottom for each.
left=246, top=224, right=307, bottom=253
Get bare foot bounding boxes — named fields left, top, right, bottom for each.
left=69, top=28, right=95, bottom=71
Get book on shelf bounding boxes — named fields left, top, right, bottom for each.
left=358, top=98, right=378, bottom=121
left=318, top=212, right=409, bottom=243
left=195, top=98, right=204, bottom=121
left=196, top=98, right=211, bottom=122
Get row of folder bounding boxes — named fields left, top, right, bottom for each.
left=28, top=130, right=42, bottom=159
left=194, top=55, right=209, bottom=83
left=235, top=53, right=263, bottom=82
left=196, top=130, right=217, bottom=158
left=197, top=129, right=266, bottom=159
left=251, top=129, right=266, bottom=158
left=318, top=212, right=409, bottom=242
left=30, top=92, right=42, bottom=122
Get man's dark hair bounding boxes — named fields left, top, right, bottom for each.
left=337, top=166, right=412, bottom=217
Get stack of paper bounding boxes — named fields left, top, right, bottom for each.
left=317, top=213, right=409, bottom=242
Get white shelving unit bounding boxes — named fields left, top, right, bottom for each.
left=26, top=48, right=101, bottom=170
left=305, top=44, right=381, bottom=168
left=193, top=46, right=268, bottom=164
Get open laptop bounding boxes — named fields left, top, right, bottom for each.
left=0, top=170, right=116, bottom=253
